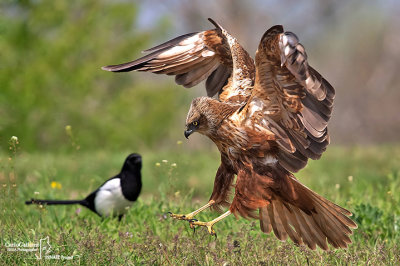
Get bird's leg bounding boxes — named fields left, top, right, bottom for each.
left=189, top=210, right=231, bottom=236
left=169, top=200, right=215, bottom=221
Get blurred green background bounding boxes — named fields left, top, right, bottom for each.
left=0, top=0, right=190, bottom=152
left=1, top=0, right=399, bottom=153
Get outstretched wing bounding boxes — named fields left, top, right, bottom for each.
left=243, top=25, right=335, bottom=172
left=102, top=19, right=254, bottom=104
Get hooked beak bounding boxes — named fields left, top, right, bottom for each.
left=184, top=128, right=193, bottom=139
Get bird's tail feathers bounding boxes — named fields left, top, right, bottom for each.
left=25, top=198, right=84, bottom=206
left=259, top=174, right=357, bottom=250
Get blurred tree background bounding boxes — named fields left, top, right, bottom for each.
left=1, top=0, right=399, bottom=152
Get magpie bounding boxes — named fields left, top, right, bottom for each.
left=26, top=153, right=142, bottom=221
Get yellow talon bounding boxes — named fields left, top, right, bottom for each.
left=188, top=210, right=232, bottom=236
left=169, top=205, right=231, bottom=237
left=189, top=220, right=217, bottom=235
left=168, top=200, right=215, bottom=221
left=168, top=212, right=191, bottom=221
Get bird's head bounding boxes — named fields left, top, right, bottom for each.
left=123, top=153, right=142, bottom=171
left=184, top=97, right=221, bottom=139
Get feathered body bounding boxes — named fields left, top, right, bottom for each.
left=103, top=19, right=356, bottom=250
left=186, top=97, right=354, bottom=249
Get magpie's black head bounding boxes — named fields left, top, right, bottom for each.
left=120, top=153, right=142, bottom=201
left=123, top=153, right=142, bottom=171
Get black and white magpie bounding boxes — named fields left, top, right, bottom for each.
left=26, top=153, right=142, bottom=221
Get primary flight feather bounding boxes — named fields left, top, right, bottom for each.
left=102, top=18, right=356, bottom=250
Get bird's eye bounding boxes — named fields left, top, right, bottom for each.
left=192, top=121, right=198, bottom=126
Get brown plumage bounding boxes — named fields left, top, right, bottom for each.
left=103, top=18, right=357, bottom=250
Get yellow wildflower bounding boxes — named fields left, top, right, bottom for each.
left=51, top=181, right=62, bottom=189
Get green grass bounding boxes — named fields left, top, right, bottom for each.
left=1, top=145, right=399, bottom=264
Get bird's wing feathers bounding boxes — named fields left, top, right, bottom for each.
left=102, top=19, right=254, bottom=104
left=243, top=25, right=335, bottom=172
left=102, top=30, right=229, bottom=96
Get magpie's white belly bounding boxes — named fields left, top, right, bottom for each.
left=94, top=178, right=133, bottom=217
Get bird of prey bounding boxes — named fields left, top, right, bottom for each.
left=26, top=153, right=142, bottom=221
left=102, top=19, right=357, bottom=250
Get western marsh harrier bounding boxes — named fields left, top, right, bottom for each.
left=102, top=19, right=357, bottom=250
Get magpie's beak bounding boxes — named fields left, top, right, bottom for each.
left=184, top=128, right=193, bottom=139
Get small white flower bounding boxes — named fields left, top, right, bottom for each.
left=171, top=163, right=177, bottom=167
left=10, top=136, right=18, bottom=142
left=162, top=160, right=168, bottom=163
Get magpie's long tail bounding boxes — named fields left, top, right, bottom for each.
left=25, top=198, right=84, bottom=205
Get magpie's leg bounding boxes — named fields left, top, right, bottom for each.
left=118, top=215, right=123, bottom=222
left=169, top=200, right=215, bottom=221
left=188, top=210, right=231, bottom=236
